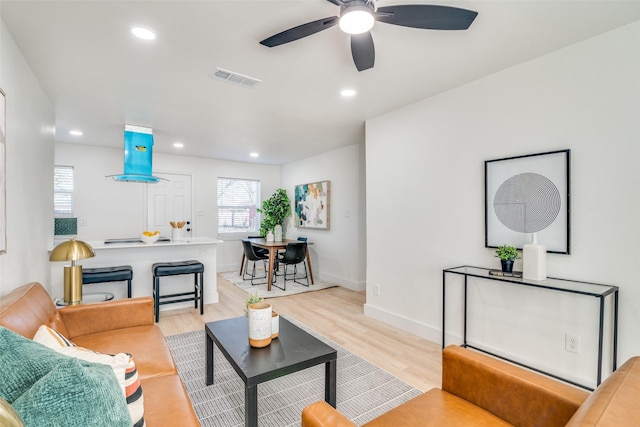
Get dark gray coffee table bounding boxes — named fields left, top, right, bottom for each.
left=205, top=316, right=337, bottom=427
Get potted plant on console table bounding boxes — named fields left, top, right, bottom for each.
left=495, top=244, right=520, bottom=273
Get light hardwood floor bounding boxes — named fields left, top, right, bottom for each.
left=157, top=274, right=442, bottom=392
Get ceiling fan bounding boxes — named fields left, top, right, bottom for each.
left=259, top=0, right=478, bottom=72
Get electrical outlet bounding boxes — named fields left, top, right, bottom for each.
left=372, top=284, right=380, bottom=296
left=565, top=333, right=581, bottom=354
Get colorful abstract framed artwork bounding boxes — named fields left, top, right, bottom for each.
left=294, top=181, right=330, bottom=230
left=485, top=149, right=570, bottom=254
left=0, top=89, right=6, bottom=253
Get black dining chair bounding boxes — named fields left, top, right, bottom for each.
left=241, top=239, right=269, bottom=285
left=277, top=236, right=307, bottom=259
left=247, top=236, right=269, bottom=257
left=296, top=236, right=308, bottom=271
left=277, top=242, right=309, bottom=290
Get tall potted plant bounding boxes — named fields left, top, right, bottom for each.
left=257, top=188, right=291, bottom=238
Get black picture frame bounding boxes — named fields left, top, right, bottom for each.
left=485, top=149, right=570, bottom=254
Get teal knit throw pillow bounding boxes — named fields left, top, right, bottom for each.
left=0, top=327, right=74, bottom=403
left=0, top=327, right=130, bottom=426
left=12, top=358, right=130, bottom=427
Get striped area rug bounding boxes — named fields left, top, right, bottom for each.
left=166, top=316, right=422, bottom=426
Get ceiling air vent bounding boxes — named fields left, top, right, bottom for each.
left=212, top=68, right=261, bottom=88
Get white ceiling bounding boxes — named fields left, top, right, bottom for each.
left=2, top=1, right=640, bottom=165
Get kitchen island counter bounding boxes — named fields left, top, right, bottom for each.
left=88, top=236, right=221, bottom=250
left=50, top=237, right=223, bottom=309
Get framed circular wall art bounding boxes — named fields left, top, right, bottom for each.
left=484, top=149, right=570, bottom=254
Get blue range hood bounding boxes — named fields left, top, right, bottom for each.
left=108, top=125, right=165, bottom=183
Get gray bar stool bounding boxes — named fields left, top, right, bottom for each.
left=152, top=260, right=204, bottom=322
left=82, top=266, right=133, bottom=298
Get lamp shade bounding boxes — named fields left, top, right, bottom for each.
left=49, top=239, right=95, bottom=262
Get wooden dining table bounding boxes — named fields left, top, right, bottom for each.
left=239, top=238, right=314, bottom=291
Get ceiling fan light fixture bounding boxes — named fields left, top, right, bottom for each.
left=259, top=2, right=477, bottom=72
left=339, top=7, right=374, bottom=35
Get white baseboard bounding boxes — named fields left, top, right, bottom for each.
left=320, top=271, right=366, bottom=292
left=364, top=303, right=442, bottom=345
left=217, top=264, right=239, bottom=275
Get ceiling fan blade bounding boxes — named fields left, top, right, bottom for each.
left=260, top=16, right=339, bottom=47
left=376, top=5, right=478, bottom=30
left=351, top=32, right=375, bottom=72
left=325, top=0, right=343, bottom=5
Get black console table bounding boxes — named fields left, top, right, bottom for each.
left=442, top=265, right=618, bottom=390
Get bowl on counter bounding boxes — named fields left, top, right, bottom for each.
left=139, top=233, right=160, bottom=244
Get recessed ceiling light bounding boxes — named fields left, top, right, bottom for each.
left=131, top=26, right=156, bottom=40
left=340, top=89, right=356, bottom=97
left=173, top=142, right=184, bottom=149
left=250, top=152, right=259, bottom=158
left=69, top=130, right=83, bottom=136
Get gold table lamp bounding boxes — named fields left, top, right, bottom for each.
left=49, top=239, right=95, bottom=305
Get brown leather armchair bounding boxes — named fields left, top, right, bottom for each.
left=303, top=345, right=640, bottom=426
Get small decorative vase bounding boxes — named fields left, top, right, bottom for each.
left=271, top=311, right=279, bottom=339
left=523, top=233, right=547, bottom=281
left=501, top=259, right=514, bottom=273
left=266, top=231, right=274, bottom=242
left=274, top=225, right=283, bottom=242
left=248, top=302, right=272, bottom=348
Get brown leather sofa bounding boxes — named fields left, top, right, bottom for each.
left=303, top=345, right=640, bottom=427
left=0, top=282, right=199, bottom=426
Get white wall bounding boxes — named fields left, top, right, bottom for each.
left=55, top=142, right=367, bottom=289
left=281, top=143, right=366, bottom=290
left=365, top=21, right=640, bottom=388
left=55, top=143, right=281, bottom=273
left=0, top=20, right=55, bottom=296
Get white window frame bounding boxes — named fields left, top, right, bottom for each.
left=217, top=177, right=260, bottom=234
left=54, top=165, right=74, bottom=217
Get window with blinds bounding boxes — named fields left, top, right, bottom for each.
left=54, top=165, right=74, bottom=215
left=217, top=177, right=260, bottom=233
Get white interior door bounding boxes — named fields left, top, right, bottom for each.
left=146, top=173, right=192, bottom=238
